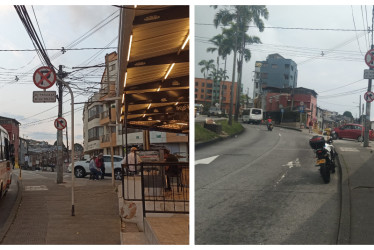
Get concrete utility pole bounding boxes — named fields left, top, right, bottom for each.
left=364, top=10, right=374, bottom=147
left=56, top=65, right=64, bottom=183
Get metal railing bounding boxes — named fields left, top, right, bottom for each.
left=121, top=162, right=189, bottom=217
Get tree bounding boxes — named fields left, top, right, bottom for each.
left=198, top=59, right=215, bottom=79
left=212, top=5, right=269, bottom=124
left=343, top=111, right=353, bottom=119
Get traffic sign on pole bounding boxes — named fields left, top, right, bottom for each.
left=33, top=91, right=56, bottom=103
left=33, top=66, right=56, bottom=89
left=364, top=91, right=374, bottom=103
left=365, top=49, right=374, bottom=68
left=54, top=117, right=67, bottom=130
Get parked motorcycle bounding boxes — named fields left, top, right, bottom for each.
left=309, top=136, right=336, bottom=184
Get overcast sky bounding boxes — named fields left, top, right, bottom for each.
left=0, top=5, right=119, bottom=145
left=195, top=5, right=374, bottom=119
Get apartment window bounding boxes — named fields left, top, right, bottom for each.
left=261, top=73, right=268, bottom=79
left=284, top=74, right=289, bottom=80
left=201, top=95, right=204, bottom=99
left=202, top=82, right=205, bottom=87
left=285, top=64, right=290, bottom=69
left=207, top=89, right=212, bottom=94
left=271, top=64, right=278, bottom=68
left=195, top=88, right=198, bottom=92
left=195, top=94, right=197, bottom=98
left=88, top=126, right=103, bottom=142
left=110, top=64, right=116, bottom=71
left=262, top=63, right=268, bottom=67
left=88, top=105, right=103, bottom=121
left=290, top=75, right=293, bottom=80
left=195, top=82, right=198, bottom=86
left=201, top=89, right=204, bottom=93
left=207, top=83, right=212, bottom=88
left=256, top=82, right=259, bottom=88
left=291, top=65, right=294, bottom=71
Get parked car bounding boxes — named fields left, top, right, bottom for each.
left=208, top=107, right=222, bottom=117
left=68, top=155, right=125, bottom=180
left=332, top=123, right=374, bottom=141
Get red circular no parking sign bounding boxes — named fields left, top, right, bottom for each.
left=33, top=66, right=56, bottom=89
left=54, top=117, right=67, bottom=130
left=365, top=49, right=374, bottom=68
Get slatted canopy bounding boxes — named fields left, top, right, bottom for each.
left=117, top=5, right=189, bottom=134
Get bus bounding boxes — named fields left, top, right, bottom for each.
left=242, top=108, right=263, bottom=124
left=0, top=125, right=12, bottom=199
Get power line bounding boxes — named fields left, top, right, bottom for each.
left=0, top=47, right=117, bottom=52
left=195, top=22, right=371, bottom=32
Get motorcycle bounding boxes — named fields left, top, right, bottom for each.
left=267, top=123, right=273, bottom=131
left=309, top=136, right=336, bottom=184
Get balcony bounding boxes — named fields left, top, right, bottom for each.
left=100, top=109, right=116, bottom=125
left=100, top=133, right=117, bottom=148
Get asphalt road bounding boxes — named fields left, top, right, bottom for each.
left=195, top=124, right=340, bottom=244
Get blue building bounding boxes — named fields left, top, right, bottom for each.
left=253, top=53, right=298, bottom=100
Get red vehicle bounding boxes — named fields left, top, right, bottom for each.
left=332, top=123, right=374, bottom=141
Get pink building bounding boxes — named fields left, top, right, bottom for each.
left=264, top=87, right=317, bottom=125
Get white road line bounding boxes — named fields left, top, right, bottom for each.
left=195, top=155, right=219, bottom=165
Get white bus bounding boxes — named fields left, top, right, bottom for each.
left=242, top=108, right=263, bottom=124
left=0, top=125, right=12, bottom=199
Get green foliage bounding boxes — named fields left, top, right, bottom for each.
left=195, top=123, right=219, bottom=142
left=216, top=119, right=244, bottom=135
left=343, top=111, right=353, bottom=119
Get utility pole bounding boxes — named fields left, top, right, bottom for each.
left=364, top=8, right=374, bottom=147
left=56, top=65, right=64, bottom=183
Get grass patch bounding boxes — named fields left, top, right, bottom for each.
left=195, top=119, right=244, bottom=143
left=195, top=123, right=219, bottom=143
left=216, top=119, right=244, bottom=136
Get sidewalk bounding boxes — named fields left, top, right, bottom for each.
left=1, top=171, right=121, bottom=245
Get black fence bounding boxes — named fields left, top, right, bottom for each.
left=121, top=162, right=189, bottom=217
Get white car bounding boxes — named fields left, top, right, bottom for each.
left=68, top=155, right=125, bottom=180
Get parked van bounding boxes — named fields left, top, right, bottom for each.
left=242, top=108, right=263, bottom=124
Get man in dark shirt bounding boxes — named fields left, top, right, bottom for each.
left=164, top=149, right=179, bottom=190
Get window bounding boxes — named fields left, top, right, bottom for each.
left=195, top=82, right=198, bottom=86
left=256, top=82, right=259, bottom=88
left=88, top=126, right=103, bottom=142
left=290, top=75, right=293, bottom=80
left=110, top=64, right=116, bottom=71
left=201, top=89, right=204, bottom=93
left=285, top=64, right=290, bottom=69
left=202, top=82, right=205, bottom=87
left=261, top=73, right=268, bottom=79
left=195, top=94, right=197, bottom=98
left=207, top=83, right=212, bottom=88
left=284, top=74, right=289, bottom=80
left=262, top=63, right=268, bottom=67
left=201, top=95, right=204, bottom=99
left=195, top=88, right=198, bottom=92
left=88, top=105, right=103, bottom=121
left=291, top=65, right=294, bottom=71
left=271, top=64, right=278, bottom=69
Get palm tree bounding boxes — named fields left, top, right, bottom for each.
left=207, top=33, right=232, bottom=108
left=198, top=59, right=215, bottom=79
left=213, top=5, right=269, bottom=123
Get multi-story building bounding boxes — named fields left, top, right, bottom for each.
left=253, top=53, right=298, bottom=100
left=195, top=77, right=238, bottom=115
left=0, top=116, right=20, bottom=168
left=83, top=92, right=103, bottom=156
left=263, top=87, right=317, bottom=125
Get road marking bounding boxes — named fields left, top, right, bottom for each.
left=339, top=147, right=359, bottom=152
left=25, top=185, right=48, bottom=191
left=275, top=158, right=301, bottom=187
left=282, top=158, right=301, bottom=168
left=195, top=155, right=219, bottom=165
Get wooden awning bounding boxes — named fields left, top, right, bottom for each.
left=116, top=5, right=189, bottom=134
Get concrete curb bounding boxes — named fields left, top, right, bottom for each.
left=335, top=153, right=351, bottom=244
left=195, top=126, right=245, bottom=150
left=0, top=175, right=22, bottom=243
left=275, top=125, right=302, bottom=132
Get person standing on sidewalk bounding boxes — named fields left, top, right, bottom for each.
left=95, top=153, right=105, bottom=179
left=309, top=120, right=313, bottom=133
left=89, top=155, right=101, bottom=180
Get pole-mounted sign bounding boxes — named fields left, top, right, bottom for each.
left=364, top=91, right=374, bottom=103
left=365, top=49, right=374, bottom=68
left=33, top=66, right=56, bottom=89
left=54, top=117, right=67, bottom=130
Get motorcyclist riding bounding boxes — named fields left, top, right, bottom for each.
left=267, top=116, right=273, bottom=131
